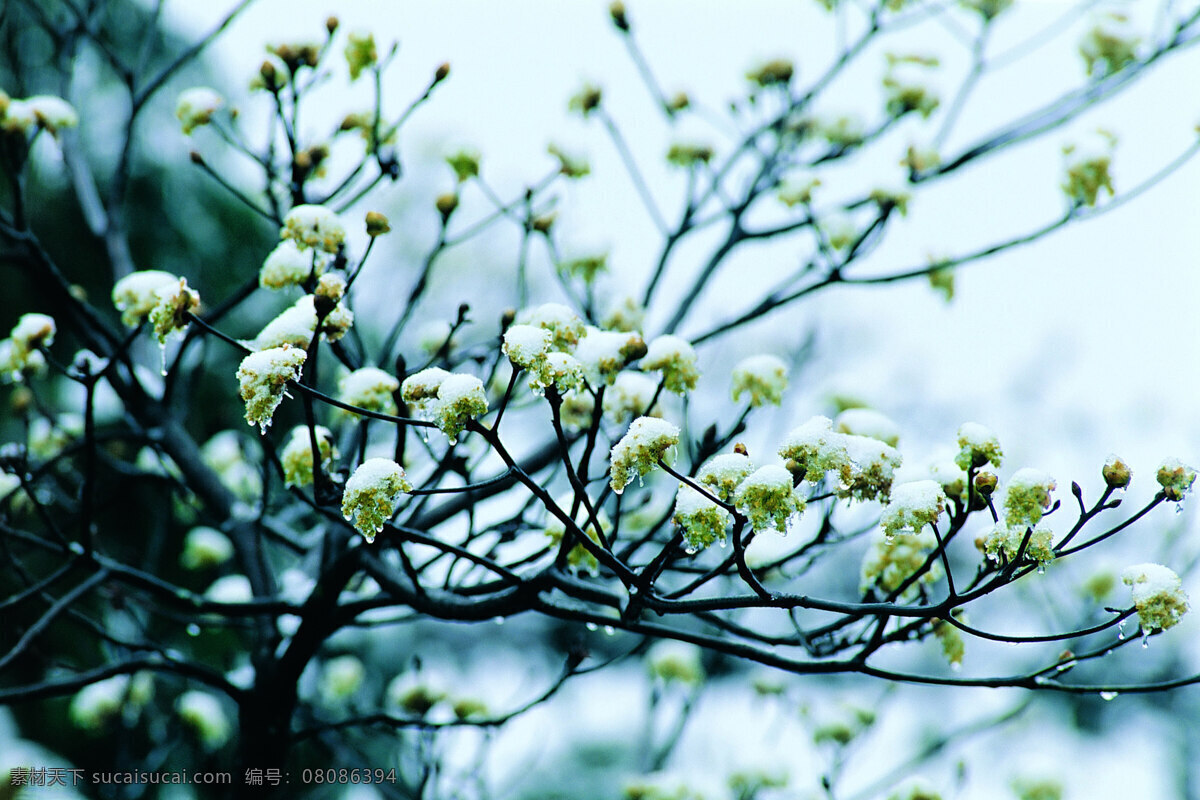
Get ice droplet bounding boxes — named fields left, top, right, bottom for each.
left=186, top=624, right=201, bottom=637
left=950, top=662, right=962, bottom=672
left=159, top=344, right=168, bottom=377
left=1056, top=660, right=1077, bottom=672
left=717, top=539, right=727, bottom=548
left=1099, top=691, right=1119, bottom=701
left=585, top=622, right=598, bottom=632
left=1036, top=564, right=1045, bottom=575
left=628, top=585, right=639, bottom=595
left=684, top=546, right=697, bottom=556
left=1117, top=619, right=1126, bottom=640
left=492, top=616, right=505, bottom=625
left=602, top=625, right=615, bottom=636
left=1141, top=631, right=1150, bottom=649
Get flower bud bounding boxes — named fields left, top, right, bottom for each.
left=325, top=16, right=339, bottom=34
left=610, top=1, right=630, bottom=31
left=974, top=471, right=997, bottom=495
left=435, top=193, right=459, bottom=221
left=1102, top=455, right=1131, bottom=489
left=667, top=92, right=691, bottom=112
left=365, top=210, right=391, bottom=237
left=532, top=212, right=557, bottom=234
left=434, top=62, right=451, bottom=83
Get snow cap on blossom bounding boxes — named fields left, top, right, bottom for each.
left=1122, top=563, right=1189, bottom=633
left=734, top=464, right=805, bottom=533
left=176, top=87, right=224, bottom=134
left=640, top=335, right=700, bottom=395
left=280, top=425, right=337, bottom=488
left=281, top=204, right=347, bottom=254
left=342, top=458, right=412, bottom=542
left=236, top=345, right=306, bottom=432
left=673, top=484, right=732, bottom=550
left=610, top=416, right=680, bottom=494
left=337, top=367, right=399, bottom=416
left=731, top=354, right=789, bottom=407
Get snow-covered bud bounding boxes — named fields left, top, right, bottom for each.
left=1062, top=130, right=1116, bottom=207
left=746, top=58, right=794, bottom=87
left=646, top=641, right=705, bottom=685
left=954, top=422, right=1002, bottom=470
left=10, top=95, right=78, bottom=135
left=338, top=367, right=399, bottom=417
left=1156, top=457, right=1196, bottom=501
left=673, top=484, right=731, bottom=550
left=568, top=83, right=602, bottom=117
left=601, top=296, right=645, bottom=333
left=280, top=425, right=337, bottom=488
left=1080, top=13, right=1139, bottom=77
left=180, top=526, right=235, bottom=570
left=883, top=54, right=940, bottom=119
left=548, top=144, right=591, bottom=180
left=345, top=31, right=377, bottom=80
left=250, top=294, right=352, bottom=350
left=574, top=327, right=645, bottom=386
left=9, top=313, right=55, bottom=364
left=881, top=480, right=946, bottom=539
left=342, top=458, right=412, bottom=542
left=516, top=303, right=585, bottom=350
left=176, top=87, right=224, bottom=134
left=315, top=273, right=346, bottom=305
left=70, top=675, right=135, bottom=730
left=983, top=523, right=1054, bottom=566
left=1122, top=563, right=1189, bottom=632
left=176, top=691, right=231, bottom=750
left=610, top=416, right=680, bottom=494
left=431, top=374, right=488, bottom=443
left=446, top=149, right=479, bottom=182
left=259, top=240, right=319, bottom=289
left=835, top=408, right=900, bottom=447
left=503, top=324, right=552, bottom=370
left=602, top=372, right=660, bottom=423
left=696, top=452, right=754, bottom=502
left=236, top=345, right=306, bottom=432
left=861, top=530, right=940, bottom=598
left=112, top=273, right=178, bottom=326
left=147, top=277, right=200, bottom=343
left=1003, top=468, right=1056, bottom=527
left=735, top=465, right=805, bottom=533
left=282, top=204, right=347, bottom=254
left=731, top=355, right=788, bottom=407
left=641, top=335, right=700, bottom=395
left=1102, top=454, right=1132, bottom=489
left=533, top=351, right=585, bottom=393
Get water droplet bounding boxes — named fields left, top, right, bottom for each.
left=1099, top=691, right=1119, bottom=701
left=1117, top=620, right=1126, bottom=640
left=684, top=546, right=697, bottom=556
left=717, top=539, right=727, bottom=548
left=1141, top=631, right=1150, bottom=649
left=602, top=625, right=615, bottom=636
left=159, top=344, right=168, bottom=377
left=1175, top=504, right=1185, bottom=515
left=1036, top=564, right=1045, bottom=575
left=186, top=624, right=201, bottom=637
left=492, top=616, right=505, bottom=625
left=950, top=662, right=962, bottom=672
left=585, top=622, right=598, bottom=631
left=628, top=585, right=639, bottom=595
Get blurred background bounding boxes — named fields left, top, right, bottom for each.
left=3, top=0, right=1199, bottom=797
